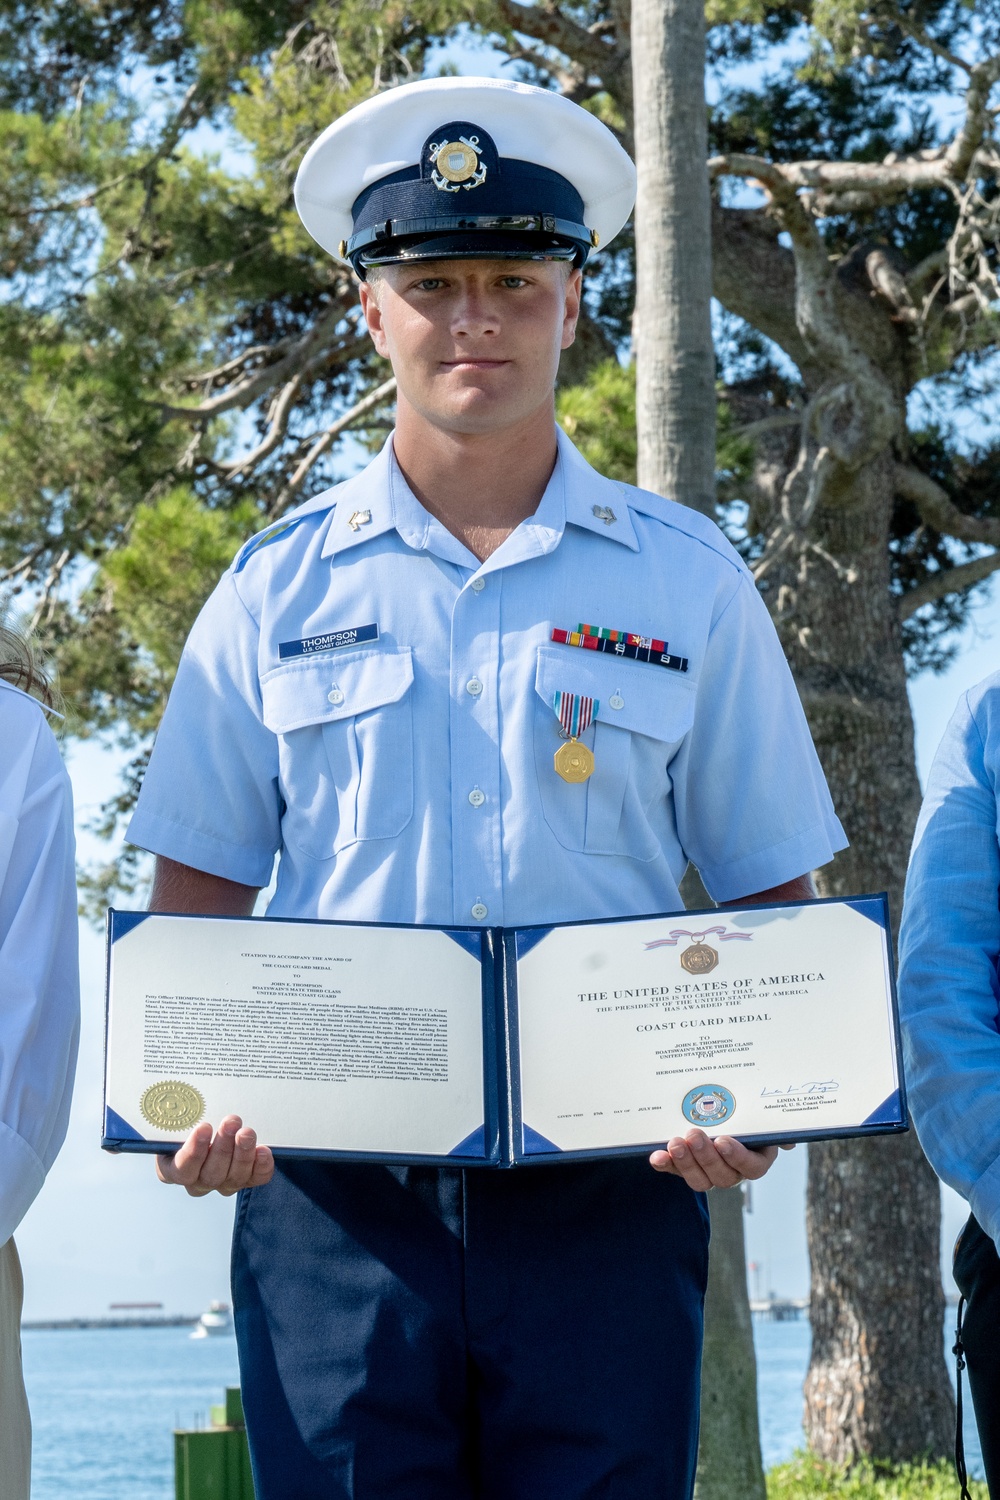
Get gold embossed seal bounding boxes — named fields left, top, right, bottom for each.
left=140, top=1081, right=205, bottom=1132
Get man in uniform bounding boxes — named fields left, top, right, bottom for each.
left=128, top=76, right=847, bottom=1499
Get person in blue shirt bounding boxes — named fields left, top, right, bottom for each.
left=128, top=76, right=847, bottom=1500
left=899, top=674, right=1000, bottom=1494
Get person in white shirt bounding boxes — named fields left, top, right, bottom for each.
left=0, top=625, right=80, bottom=1498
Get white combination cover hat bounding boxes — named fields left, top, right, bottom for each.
left=294, top=75, right=636, bottom=275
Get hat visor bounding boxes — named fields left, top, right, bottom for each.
left=357, top=230, right=581, bottom=268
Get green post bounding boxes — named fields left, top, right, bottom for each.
left=175, top=1388, right=255, bottom=1500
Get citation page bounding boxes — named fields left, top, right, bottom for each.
left=514, top=902, right=898, bottom=1152
left=106, top=915, right=486, bottom=1157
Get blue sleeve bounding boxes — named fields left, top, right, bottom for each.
left=127, top=572, right=281, bottom=887
left=899, top=686, right=1000, bottom=1248
left=672, top=574, right=847, bottom=901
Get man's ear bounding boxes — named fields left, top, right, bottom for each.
left=560, top=266, right=583, bottom=351
left=359, top=279, right=390, bottom=359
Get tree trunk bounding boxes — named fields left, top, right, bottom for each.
left=635, top=4, right=766, bottom=1480
left=695, top=1187, right=767, bottom=1500
left=763, top=444, right=955, bottom=1459
left=631, top=0, right=716, bottom=515
left=679, top=867, right=767, bottom=1494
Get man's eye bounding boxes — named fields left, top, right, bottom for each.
left=414, top=278, right=445, bottom=291
left=501, top=277, right=528, bottom=288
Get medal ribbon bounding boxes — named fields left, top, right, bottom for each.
left=553, top=692, right=598, bottom=740
left=644, top=927, right=753, bottom=949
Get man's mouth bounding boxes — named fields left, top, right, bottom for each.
left=441, top=358, right=509, bottom=370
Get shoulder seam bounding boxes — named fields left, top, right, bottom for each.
left=621, top=486, right=749, bottom=575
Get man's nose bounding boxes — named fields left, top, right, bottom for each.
left=450, top=291, right=499, bottom=336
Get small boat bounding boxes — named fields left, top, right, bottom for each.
left=190, top=1301, right=234, bottom=1338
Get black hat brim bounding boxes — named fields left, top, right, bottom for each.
left=356, top=231, right=582, bottom=271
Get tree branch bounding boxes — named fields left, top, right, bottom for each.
left=894, top=462, right=1000, bottom=546
left=270, top=377, right=398, bottom=516
left=493, top=1, right=633, bottom=117
left=158, top=315, right=366, bottom=420
left=898, top=550, right=1000, bottom=619
left=218, top=371, right=305, bottom=476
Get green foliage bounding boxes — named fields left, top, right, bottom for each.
left=557, top=359, right=756, bottom=499
left=557, top=360, right=637, bottom=484
left=767, top=1454, right=987, bottom=1499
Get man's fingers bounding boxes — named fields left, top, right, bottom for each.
left=195, top=1116, right=244, bottom=1190
left=248, top=1146, right=275, bottom=1188
left=156, top=1121, right=213, bottom=1185
left=649, top=1131, right=781, bottom=1191
left=154, top=1116, right=275, bottom=1198
left=715, top=1138, right=779, bottom=1180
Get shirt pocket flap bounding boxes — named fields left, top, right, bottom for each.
left=534, top=644, right=695, bottom=743
left=261, top=648, right=414, bottom=734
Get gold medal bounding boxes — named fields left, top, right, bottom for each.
left=680, top=942, right=719, bottom=975
left=140, top=1080, right=205, bottom=1132
left=554, top=738, right=594, bottom=784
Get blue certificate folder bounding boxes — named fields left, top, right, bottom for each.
left=102, top=895, right=906, bottom=1168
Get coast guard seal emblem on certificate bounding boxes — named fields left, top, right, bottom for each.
left=140, top=1081, right=205, bottom=1132
left=681, top=1085, right=736, bottom=1127
left=680, top=940, right=718, bottom=975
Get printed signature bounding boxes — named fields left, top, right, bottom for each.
left=761, top=1080, right=840, bottom=1097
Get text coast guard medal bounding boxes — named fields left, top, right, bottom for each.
left=553, top=691, right=597, bottom=783
left=140, top=1080, right=205, bottom=1132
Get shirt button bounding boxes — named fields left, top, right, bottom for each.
left=609, top=694, right=624, bottom=710
left=466, top=677, right=483, bottom=697
left=468, top=788, right=486, bottom=807
left=327, top=687, right=345, bottom=705
left=470, top=577, right=486, bottom=593
left=471, top=902, right=488, bottom=920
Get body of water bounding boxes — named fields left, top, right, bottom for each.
left=22, top=1320, right=982, bottom=1496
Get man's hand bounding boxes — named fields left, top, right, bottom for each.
left=156, top=1115, right=274, bottom=1197
left=649, top=1129, right=792, bottom=1190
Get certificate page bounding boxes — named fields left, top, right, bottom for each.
left=106, top=914, right=486, bottom=1158
left=514, top=901, right=900, bottom=1153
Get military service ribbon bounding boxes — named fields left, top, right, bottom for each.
left=552, top=692, right=598, bottom=784
left=550, top=625, right=688, bottom=674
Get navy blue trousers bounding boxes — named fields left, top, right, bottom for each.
left=232, top=1158, right=710, bottom=1499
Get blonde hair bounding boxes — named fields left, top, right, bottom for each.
left=0, top=619, right=55, bottom=707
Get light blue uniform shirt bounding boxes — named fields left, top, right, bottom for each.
left=899, top=672, right=1000, bottom=1249
left=128, top=429, right=846, bottom=928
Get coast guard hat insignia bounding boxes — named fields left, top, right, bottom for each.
left=430, top=134, right=487, bottom=191
left=294, top=76, right=636, bottom=277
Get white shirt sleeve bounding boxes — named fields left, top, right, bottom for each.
left=671, top=572, right=847, bottom=901
left=0, top=688, right=80, bottom=1243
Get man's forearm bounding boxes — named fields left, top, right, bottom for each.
left=148, top=855, right=260, bottom=916
left=724, top=872, right=817, bottom=908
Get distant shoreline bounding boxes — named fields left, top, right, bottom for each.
left=22, top=1316, right=201, bottom=1330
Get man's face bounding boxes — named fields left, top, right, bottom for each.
left=359, top=257, right=582, bottom=436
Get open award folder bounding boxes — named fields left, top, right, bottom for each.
left=102, top=895, right=906, bottom=1167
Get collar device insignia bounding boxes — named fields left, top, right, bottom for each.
left=348, top=510, right=372, bottom=532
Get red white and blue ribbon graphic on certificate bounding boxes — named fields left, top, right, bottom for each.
left=644, top=926, right=753, bottom=949
left=553, top=691, right=598, bottom=739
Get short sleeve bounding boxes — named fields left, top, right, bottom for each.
left=672, top=574, right=847, bottom=900
left=898, top=687, right=1000, bottom=1246
left=127, top=572, right=280, bottom=886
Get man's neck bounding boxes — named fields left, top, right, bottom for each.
left=391, top=399, right=559, bottom=562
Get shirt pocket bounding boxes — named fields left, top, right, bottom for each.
left=533, top=644, right=695, bottom=859
left=261, top=648, right=414, bottom=859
